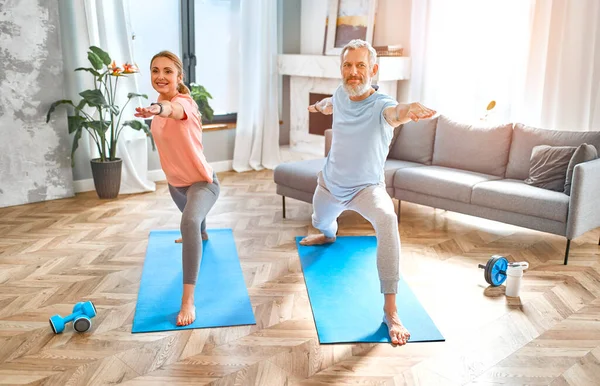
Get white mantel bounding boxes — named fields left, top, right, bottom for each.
left=278, top=54, right=411, bottom=153
left=278, top=54, right=411, bottom=81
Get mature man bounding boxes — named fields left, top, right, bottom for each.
left=300, top=39, right=436, bottom=345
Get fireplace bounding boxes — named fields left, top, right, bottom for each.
left=308, top=92, right=333, bottom=136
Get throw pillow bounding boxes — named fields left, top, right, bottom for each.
left=564, top=143, right=598, bottom=195
left=524, top=145, right=577, bottom=192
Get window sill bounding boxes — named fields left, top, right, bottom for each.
left=203, top=122, right=237, bottom=132
left=202, top=120, right=283, bottom=132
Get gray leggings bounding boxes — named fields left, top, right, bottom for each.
left=311, top=172, right=400, bottom=294
left=168, top=172, right=220, bottom=285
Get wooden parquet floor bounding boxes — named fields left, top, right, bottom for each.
left=1, top=164, right=599, bottom=385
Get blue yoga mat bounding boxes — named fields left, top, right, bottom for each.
left=296, top=236, right=444, bottom=344
left=132, top=229, right=255, bottom=333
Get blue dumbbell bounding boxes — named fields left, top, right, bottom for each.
left=49, top=301, right=97, bottom=333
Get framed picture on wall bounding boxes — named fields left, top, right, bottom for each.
left=324, top=0, right=378, bottom=56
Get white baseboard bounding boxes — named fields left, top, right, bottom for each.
left=147, top=169, right=166, bottom=182
left=210, top=160, right=234, bottom=173
left=74, top=160, right=233, bottom=193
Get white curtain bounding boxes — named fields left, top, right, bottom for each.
left=519, top=0, right=600, bottom=130
left=409, top=0, right=535, bottom=124
left=58, top=0, right=155, bottom=193
left=410, top=0, right=600, bottom=131
left=233, top=0, right=281, bottom=172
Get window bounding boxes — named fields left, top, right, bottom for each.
left=126, top=0, right=182, bottom=102
left=192, top=0, right=239, bottom=119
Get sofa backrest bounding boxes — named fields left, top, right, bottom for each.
left=388, top=117, right=438, bottom=164
left=505, top=123, right=600, bottom=180
left=431, top=115, right=513, bottom=177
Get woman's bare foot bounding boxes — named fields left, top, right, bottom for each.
left=383, top=310, right=410, bottom=345
left=176, top=302, right=196, bottom=326
left=174, top=232, right=208, bottom=244
left=299, top=234, right=336, bottom=245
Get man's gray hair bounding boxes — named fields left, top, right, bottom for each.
left=340, top=39, right=377, bottom=67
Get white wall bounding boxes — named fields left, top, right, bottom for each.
left=372, top=0, right=412, bottom=55
left=300, top=0, right=328, bottom=55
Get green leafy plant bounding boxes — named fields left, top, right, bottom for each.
left=46, top=46, right=154, bottom=166
left=189, top=83, right=214, bottom=122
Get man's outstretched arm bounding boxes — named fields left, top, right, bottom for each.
left=308, top=97, right=333, bottom=115
left=383, top=102, right=436, bottom=126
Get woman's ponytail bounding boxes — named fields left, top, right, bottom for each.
left=177, top=82, right=190, bottom=94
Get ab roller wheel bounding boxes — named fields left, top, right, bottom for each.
left=49, top=301, right=97, bottom=334
left=478, top=255, right=509, bottom=286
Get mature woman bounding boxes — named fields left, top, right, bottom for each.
left=135, top=51, right=219, bottom=326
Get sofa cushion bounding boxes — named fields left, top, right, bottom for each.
left=388, top=125, right=402, bottom=155
left=273, top=158, right=325, bottom=193
left=564, top=143, right=598, bottom=195
left=505, top=123, right=600, bottom=180
left=432, top=115, right=513, bottom=177
left=384, top=159, right=425, bottom=194
left=388, top=117, right=438, bottom=164
left=394, top=166, right=501, bottom=203
left=524, top=145, right=577, bottom=192
left=471, top=179, right=569, bottom=222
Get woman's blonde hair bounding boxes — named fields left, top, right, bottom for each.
left=150, top=51, right=191, bottom=94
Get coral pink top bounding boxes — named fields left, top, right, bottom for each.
left=151, top=94, right=213, bottom=187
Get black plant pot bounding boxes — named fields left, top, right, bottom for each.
left=90, top=158, right=122, bottom=199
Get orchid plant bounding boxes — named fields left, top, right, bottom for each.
left=47, top=46, right=154, bottom=165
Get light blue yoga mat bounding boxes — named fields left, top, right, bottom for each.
left=296, top=236, right=444, bottom=344
left=132, top=229, right=255, bottom=333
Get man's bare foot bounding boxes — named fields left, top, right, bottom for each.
left=383, top=310, right=410, bottom=345
left=174, top=232, right=208, bottom=244
left=176, top=303, right=196, bottom=326
left=299, top=234, right=336, bottom=246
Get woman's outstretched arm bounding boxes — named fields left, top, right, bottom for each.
left=135, top=101, right=186, bottom=120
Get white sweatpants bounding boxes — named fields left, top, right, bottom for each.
left=311, top=172, right=401, bottom=294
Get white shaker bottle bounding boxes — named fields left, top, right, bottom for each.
left=505, top=262, right=529, bottom=297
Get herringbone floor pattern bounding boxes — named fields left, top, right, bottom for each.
left=1, top=155, right=599, bottom=385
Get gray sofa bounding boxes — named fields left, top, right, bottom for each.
left=274, top=115, right=600, bottom=265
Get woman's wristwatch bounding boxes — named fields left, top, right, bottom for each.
left=150, top=102, right=163, bottom=115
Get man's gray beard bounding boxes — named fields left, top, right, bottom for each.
left=343, top=78, right=372, bottom=97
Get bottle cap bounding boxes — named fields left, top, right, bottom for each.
left=507, top=261, right=529, bottom=273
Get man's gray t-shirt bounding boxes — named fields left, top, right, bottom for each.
left=322, top=85, right=398, bottom=201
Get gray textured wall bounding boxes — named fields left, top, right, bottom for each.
left=0, top=0, right=73, bottom=208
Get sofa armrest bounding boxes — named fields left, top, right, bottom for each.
left=566, top=157, right=600, bottom=239
left=325, top=129, right=332, bottom=157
